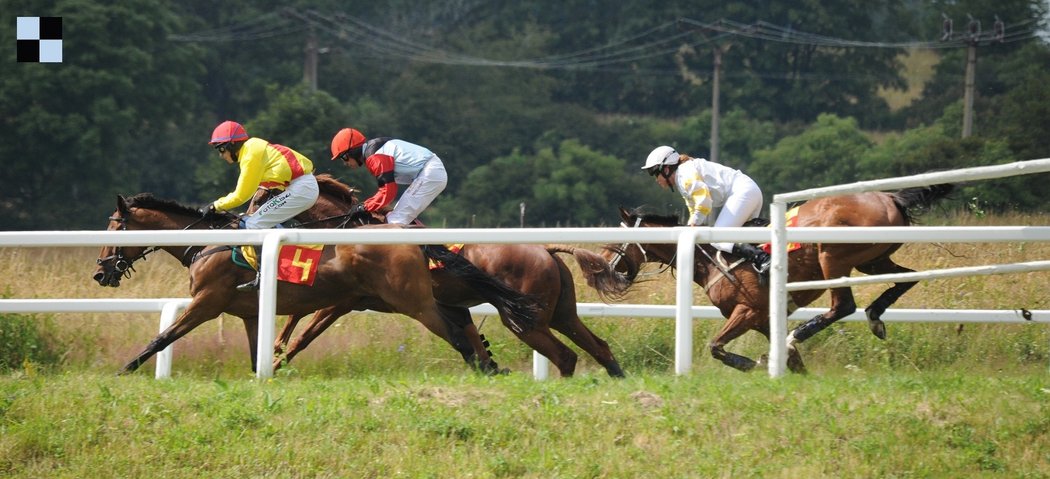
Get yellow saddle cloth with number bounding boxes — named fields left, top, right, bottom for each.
left=239, top=244, right=325, bottom=286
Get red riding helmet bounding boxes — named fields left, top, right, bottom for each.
left=209, top=121, right=249, bottom=145
left=330, top=128, right=367, bottom=160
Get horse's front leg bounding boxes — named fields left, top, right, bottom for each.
left=787, top=286, right=857, bottom=347
left=275, top=314, right=306, bottom=357
left=120, top=298, right=223, bottom=375
left=241, top=316, right=258, bottom=373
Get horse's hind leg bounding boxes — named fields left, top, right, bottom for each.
left=856, top=259, right=917, bottom=340
left=788, top=254, right=858, bottom=346
left=437, top=303, right=503, bottom=375
left=278, top=305, right=350, bottom=371
left=240, top=315, right=259, bottom=372
left=511, top=321, right=579, bottom=377
left=548, top=269, right=624, bottom=377
left=709, top=306, right=763, bottom=372
left=275, top=314, right=306, bottom=357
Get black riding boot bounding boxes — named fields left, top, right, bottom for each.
left=237, top=270, right=260, bottom=292
left=732, top=243, right=772, bottom=275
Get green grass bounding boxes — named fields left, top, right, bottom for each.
left=1, top=370, right=1048, bottom=478
left=1, top=209, right=1049, bottom=476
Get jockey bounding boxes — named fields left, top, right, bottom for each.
left=642, top=145, right=771, bottom=275
left=204, top=120, right=319, bottom=291
left=329, top=127, right=447, bottom=225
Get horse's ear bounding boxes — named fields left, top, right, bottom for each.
left=117, top=195, right=129, bottom=216
left=618, top=206, right=631, bottom=221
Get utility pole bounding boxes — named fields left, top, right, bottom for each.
left=962, top=16, right=979, bottom=138
left=709, top=43, right=732, bottom=163
left=945, top=14, right=1005, bottom=139
left=710, top=45, right=722, bottom=163
left=304, top=26, right=318, bottom=91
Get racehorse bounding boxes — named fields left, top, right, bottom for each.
left=262, top=174, right=627, bottom=377
left=93, top=193, right=539, bottom=375
left=578, top=184, right=953, bottom=373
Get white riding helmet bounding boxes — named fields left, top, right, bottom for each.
left=642, top=145, right=680, bottom=170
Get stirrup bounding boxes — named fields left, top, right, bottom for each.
left=236, top=273, right=260, bottom=292
left=753, top=260, right=771, bottom=276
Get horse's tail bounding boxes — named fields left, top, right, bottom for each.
left=546, top=244, right=635, bottom=302
left=420, top=245, right=540, bottom=333
left=891, top=183, right=955, bottom=224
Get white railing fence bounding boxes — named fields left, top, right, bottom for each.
left=1, top=158, right=1048, bottom=380
left=3, top=299, right=1046, bottom=379
left=768, top=157, right=1050, bottom=377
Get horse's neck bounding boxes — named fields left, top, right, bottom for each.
left=648, top=243, right=712, bottom=281
left=135, top=211, right=214, bottom=266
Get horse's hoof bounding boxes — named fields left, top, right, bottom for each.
left=868, top=319, right=887, bottom=340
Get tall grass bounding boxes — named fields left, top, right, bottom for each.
left=0, top=210, right=1047, bottom=377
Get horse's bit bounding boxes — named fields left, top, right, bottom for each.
left=96, top=214, right=158, bottom=279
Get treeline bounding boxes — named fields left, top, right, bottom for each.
left=1, top=0, right=1048, bottom=230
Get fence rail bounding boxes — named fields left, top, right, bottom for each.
left=3, top=299, right=1046, bottom=379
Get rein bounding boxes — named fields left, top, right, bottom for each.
left=613, top=216, right=747, bottom=290
left=611, top=218, right=674, bottom=279
left=99, top=211, right=236, bottom=278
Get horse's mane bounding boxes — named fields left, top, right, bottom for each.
left=316, top=173, right=360, bottom=205
left=627, top=207, right=681, bottom=227
left=123, top=193, right=231, bottom=221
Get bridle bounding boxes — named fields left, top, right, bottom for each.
left=96, top=214, right=158, bottom=280
left=609, top=215, right=743, bottom=289
left=608, top=217, right=674, bottom=278
left=97, top=211, right=221, bottom=279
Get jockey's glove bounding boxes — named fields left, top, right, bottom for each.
left=198, top=203, right=217, bottom=215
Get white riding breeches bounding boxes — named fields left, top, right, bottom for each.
left=387, top=159, right=447, bottom=225
left=711, top=175, right=764, bottom=252
left=243, top=174, right=319, bottom=229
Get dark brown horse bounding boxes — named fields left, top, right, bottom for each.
left=93, top=193, right=538, bottom=374
left=579, top=184, right=953, bottom=373
left=265, top=175, right=627, bottom=377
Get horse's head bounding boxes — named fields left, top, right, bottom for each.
left=599, top=206, right=681, bottom=280
left=93, top=194, right=235, bottom=287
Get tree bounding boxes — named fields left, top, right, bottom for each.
left=0, top=0, right=204, bottom=230
left=750, top=114, right=873, bottom=195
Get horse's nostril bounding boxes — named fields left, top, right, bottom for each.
left=93, top=272, right=104, bottom=283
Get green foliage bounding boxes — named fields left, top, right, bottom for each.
left=750, top=114, right=873, bottom=194
left=2, top=0, right=1049, bottom=230
left=0, top=313, right=60, bottom=372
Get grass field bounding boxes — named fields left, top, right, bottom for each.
left=1, top=210, right=1048, bottom=476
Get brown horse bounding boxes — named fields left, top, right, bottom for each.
left=264, top=175, right=627, bottom=377
left=579, top=184, right=953, bottom=373
left=93, top=193, right=539, bottom=374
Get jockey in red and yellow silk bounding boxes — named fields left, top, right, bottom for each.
left=205, top=120, right=319, bottom=291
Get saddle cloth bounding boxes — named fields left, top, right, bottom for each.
left=428, top=244, right=464, bottom=270
left=760, top=206, right=803, bottom=254
left=236, top=244, right=324, bottom=286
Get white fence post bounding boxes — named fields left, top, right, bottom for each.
left=532, top=352, right=550, bottom=380
left=768, top=201, right=788, bottom=378
left=674, top=229, right=698, bottom=375
left=154, top=301, right=184, bottom=379
left=256, top=231, right=287, bottom=380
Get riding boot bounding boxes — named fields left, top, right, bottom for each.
left=237, top=270, right=260, bottom=292
left=732, top=243, right=772, bottom=275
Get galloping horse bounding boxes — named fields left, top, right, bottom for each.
left=263, top=175, right=627, bottom=377
left=93, top=193, right=539, bottom=374
left=578, top=184, right=953, bottom=373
